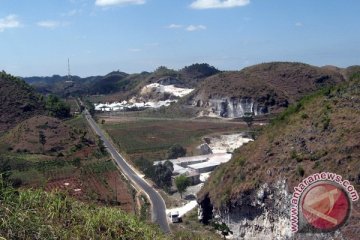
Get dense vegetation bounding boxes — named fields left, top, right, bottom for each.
left=167, top=144, right=187, bottom=159
left=0, top=181, right=166, bottom=240
left=134, top=158, right=174, bottom=191
left=180, top=63, right=220, bottom=79
left=46, top=95, right=71, bottom=119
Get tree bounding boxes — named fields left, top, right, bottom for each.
left=97, top=136, right=107, bottom=155
left=45, top=95, right=70, bottom=119
left=163, top=160, right=174, bottom=172
left=72, top=157, right=81, bottom=168
left=242, top=112, right=254, bottom=128
left=167, top=144, right=186, bottom=159
left=39, top=131, right=46, bottom=153
left=213, top=221, right=233, bottom=239
left=134, top=157, right=155, bottom=178
left=153, top=161, right=173, bottom=189
left=175, top=174, right=190, bottom=199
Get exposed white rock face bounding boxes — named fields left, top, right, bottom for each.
left=216, top=180, right=293, bottom=240
left=141, top=83, right=194, bottom=98
left=206, top=133, right=253, bottom=154
left=202, top=180, right=345, bottom=240
left=194, top=97, right=268, bottom=118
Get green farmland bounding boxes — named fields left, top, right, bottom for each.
left=102, top=119, right=245, bottom=162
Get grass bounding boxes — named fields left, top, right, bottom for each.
left=0, top=180, right=222, bottom=240
left=0, top=182, right=166, bottom=240
left=103, top=119, right=244, bottom=162
left=81, top=159, right=117, bottom=175
left=171, top=209, right=220, bottom=240
left=1, top=153, right=78, bottom=186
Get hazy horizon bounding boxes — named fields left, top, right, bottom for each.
left=1, top=0, right=359, bottom=77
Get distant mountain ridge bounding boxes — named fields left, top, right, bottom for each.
left=22, top=62, right=359, bottom=119
left=23, top=63, right=220, bottom=99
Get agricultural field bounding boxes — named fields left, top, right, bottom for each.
left=102, top=119, right=247, bottom=162
left=0, top=114, right=135, bottom=213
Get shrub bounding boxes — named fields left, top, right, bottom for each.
left=167, top=144, right=186, bottom=159
left=301, top=113, right=309, bottom=119
left=296, top=165, right=305, bottom=177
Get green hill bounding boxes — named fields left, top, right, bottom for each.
left=0, top=72, right=46, bottom=133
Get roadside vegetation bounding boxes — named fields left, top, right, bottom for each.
left=175, top=174, right=190, bottom=199
left=0, top=179, right=165, bottom=240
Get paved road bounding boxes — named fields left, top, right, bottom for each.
left=83, top=110, right=170, bottom=233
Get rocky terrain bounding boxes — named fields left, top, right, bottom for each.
left=24, top=62, right=351, bottom=121
left=187, top=62, right=346, bottom=118
left=197, top=72, right=360, bottom=239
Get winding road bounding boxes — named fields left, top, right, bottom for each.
left=83, top=109, right=170, bottom=233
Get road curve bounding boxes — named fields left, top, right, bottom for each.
left=83, top=110, right=170, bottom=233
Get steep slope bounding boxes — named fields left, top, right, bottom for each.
left=0, top=185, right=166, bottom=240
left=0, top=72, right=45, bottom=133
left=189, top=62, right=345, bottom=118
left=197, top=73, right=360, bottom=239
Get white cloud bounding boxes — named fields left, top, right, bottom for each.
left=167, top=24, right=183, bottom=29
left=95, top=0, right=145, bottom=7
left=186, top=25, right=206, bottom=31
left=190, top=0, right=250, bottom=9
left=37, top=21, right=68, bottom=29
left=295, top=22, right=303, bottom=27
left=0, top=15, right=21, bottom=32
left=62, top=9, right=80, bottom=17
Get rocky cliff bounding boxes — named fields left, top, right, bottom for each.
left=197, top=72, right=360, bottom=239
left=189, top=62, right=345, bottom=118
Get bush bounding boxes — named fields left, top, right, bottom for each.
left=296, top=165, right=305, bottom=177
left=46, top=95, right=70, bottom=119
left=134, top=157, right=155, bottom=178
left=167, top=144, right=186, bottom=159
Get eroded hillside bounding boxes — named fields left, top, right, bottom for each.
left=189, top=62, right=345, bottom=118
left=198, top=73, right=360, bottom=239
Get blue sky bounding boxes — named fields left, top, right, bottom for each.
left=0, top=0, right=359, bottom=77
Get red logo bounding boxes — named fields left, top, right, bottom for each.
left=301, top=183, right=351, bottom=231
